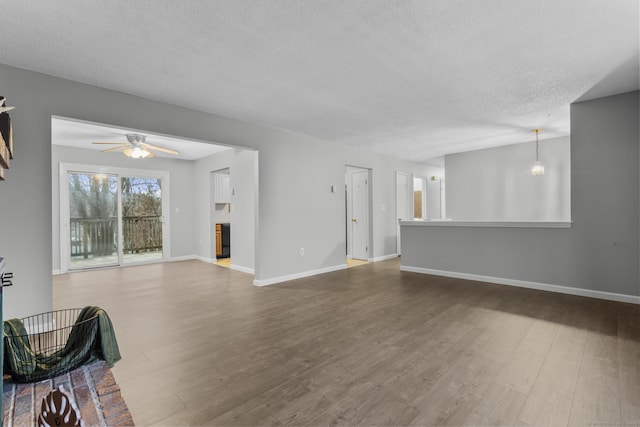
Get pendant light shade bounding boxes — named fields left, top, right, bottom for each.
left=531, top=129, right=544, bottom=176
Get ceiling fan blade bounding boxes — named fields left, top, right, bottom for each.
left=92, top=141, right=127, bottom=145
left=141, top=142, right=179, bottom=155
left=102, top=146, right=127, bottom=153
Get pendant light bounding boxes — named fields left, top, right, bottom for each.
left=531, top=129, right=544, bottom=176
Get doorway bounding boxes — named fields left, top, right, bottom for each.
left=396, top=171, right=413, bottom=256
left=60, top=163, right=169, bottom=272
left=413, top=176, right=426, bottom=220
left=345, top=166, right=372, bottom=266
left=211, top=169, right=231, bottom=268
left=426, top=176, right=443, bottom=219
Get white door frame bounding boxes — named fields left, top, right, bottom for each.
left=345, top=165, right=372, bottom=261
left=59, top=162, right=171, bottom=273
left=396, top=171, right=413, bottom=255
left=351, top=170, right=369, bottom=260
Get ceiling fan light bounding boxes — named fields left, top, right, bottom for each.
left=130, top=146, right=150, bottom=159
left=95, top=133, right=174, bottom=159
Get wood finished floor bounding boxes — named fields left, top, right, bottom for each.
left=346, top=258, right=369, bottom=268
left=215, top=258, right=231, bottom=268
left=53, top=259, right=640, bottom=426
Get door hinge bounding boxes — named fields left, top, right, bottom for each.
left=366, top=246, right=368, bottom=252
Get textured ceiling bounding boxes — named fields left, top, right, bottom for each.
left=1, top=1, right=638, bottom=162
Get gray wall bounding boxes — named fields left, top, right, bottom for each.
left=0, top=63, right=433, bottom=318
left=401, top=91, right=639, bottom=297
left=445, top=136, right=571, bottom=221
left=51, top=145, right=198, bottom=272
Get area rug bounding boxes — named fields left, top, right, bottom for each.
left=3, top=360, right=134, bottom=426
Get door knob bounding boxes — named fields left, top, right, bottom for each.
left=352, top=218, right=357, bottom=223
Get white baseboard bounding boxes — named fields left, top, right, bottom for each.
left=170, top=255, right=200, bottom=262
left=231, top=264, right=254, bottom=275
left=369, top=253, right=399, bottom=262
left=55, top=256, right=202, bottom=273
left=171, top=255, right=254, bottom=274
left=254, top=264, right=348, bottom=287
left=400, top=265, right=640, bottom=305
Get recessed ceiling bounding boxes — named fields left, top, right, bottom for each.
left=51, top=117, right=232, bottom=161
left=2, top=1, right=638, bottom=162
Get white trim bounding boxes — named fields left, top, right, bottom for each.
left=170, top=255, right=201, bottom=262
left=369, top=253, right=399, bottom=262
left=400, top=220, right=572, bottom=228
left=254, top=264, right=348, bottom=287
left=396, top=171, right=413, bottom=256
left=52, top=269, right=63, bottom=275
left=345, top=166, right=372, bottom=261
left=59, top=163, right=70, bottom=273
left=230, top=264, right=255, bottom=275
left=171, top=256, right=254, bottom=275
left=400, top=265, right=640, bottom=305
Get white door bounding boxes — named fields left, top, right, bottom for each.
left=351, top=170, right=369, bottom=260
left=396, top=172, right=412, bottom=255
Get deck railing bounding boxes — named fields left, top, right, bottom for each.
left=70, top=216, right=162, bottom=258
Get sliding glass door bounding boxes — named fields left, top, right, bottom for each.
left=68, top=172, right=119, bottom=269
left=121, top=177, right=163, bottom=265
left=62, top=164, right=168, bottom=272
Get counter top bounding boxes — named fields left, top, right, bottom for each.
left=400, top=220, right=572, bottom=229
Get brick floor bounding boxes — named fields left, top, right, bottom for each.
left=3, top=360, right=134, bottom=426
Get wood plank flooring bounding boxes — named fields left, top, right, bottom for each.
left=215, top=258, right=231, bottom=268
left=52, top=259, right=640, bottom=426
left=346, top=259, right=369, bottom=268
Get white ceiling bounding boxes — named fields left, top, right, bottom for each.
left=2, top=1, right=638, bottom=162
left=51, top=117, right=232, bottom=161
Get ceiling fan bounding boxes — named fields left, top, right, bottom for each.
left=92, top=133, right=179, bottom=159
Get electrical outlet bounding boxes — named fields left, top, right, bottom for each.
left=299, top=248, right=305, bottom=256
